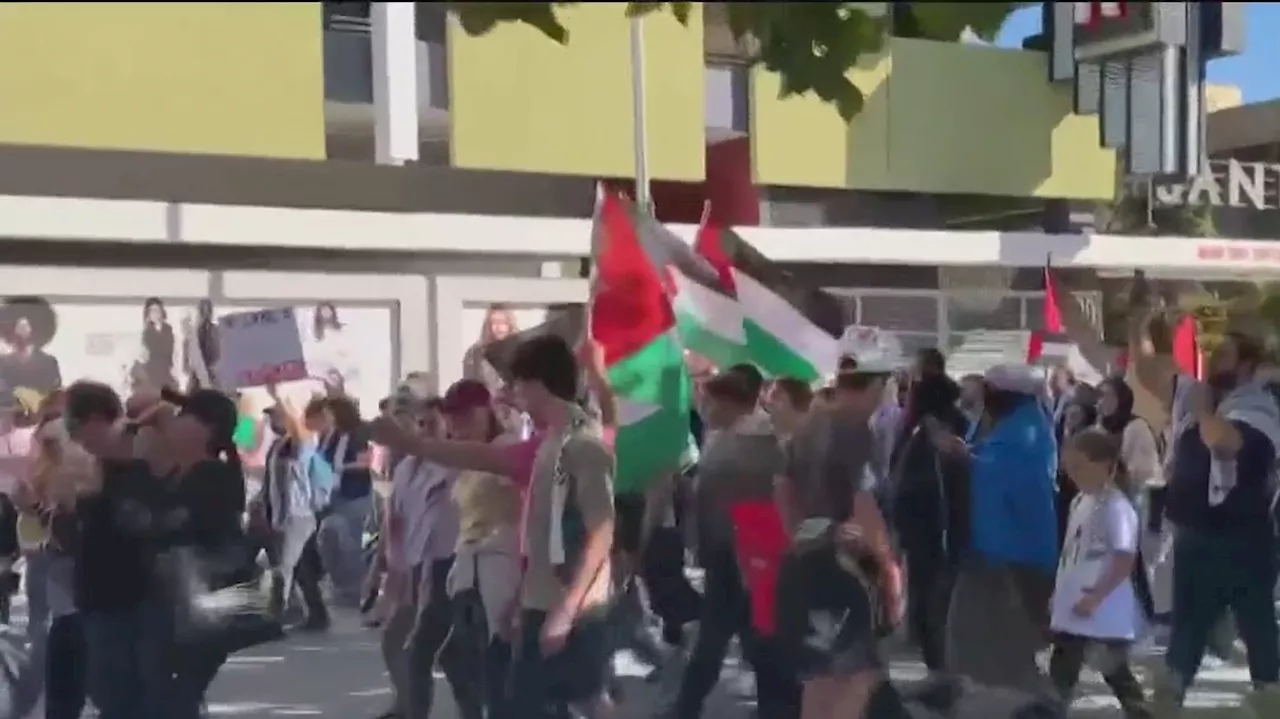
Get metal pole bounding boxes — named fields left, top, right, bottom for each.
left=629, top=15, right=653, bottom=215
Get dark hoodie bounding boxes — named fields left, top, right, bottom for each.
left=888, top=374, right=970, bottom=561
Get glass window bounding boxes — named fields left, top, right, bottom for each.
left=857, top=294, right=938, bottom=333
left=946, top=296, right=1022, bottom=333
left=894, top=333, right=940, bottom=357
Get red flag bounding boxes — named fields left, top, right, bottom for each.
left=1026, top=332, right=1043, bottom=364
left=694, top=202, right=738, bottom=296
left=1027, top=264, right=1064, bottom=363
left=1043, top=265, right=1064, bottom=333
left=1172, top=314, right=1200, bottom=379
left=728, top=500, right=788, bottom=636
left=589, top=190, right=675, bottom=366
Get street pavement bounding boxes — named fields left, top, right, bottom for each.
left=202, top=612, right=1258, bottom=719
left=6, top=594, right=1263, bottom=718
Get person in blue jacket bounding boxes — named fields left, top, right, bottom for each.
left=928, top=363, right=1058, bottom=693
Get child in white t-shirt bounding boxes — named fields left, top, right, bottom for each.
left=1050, top=428, right=1152, bottom=718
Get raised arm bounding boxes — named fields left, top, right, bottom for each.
left=1045, top=266, right=1120, bottom=376
left=1125, top=272, right=1176, bottom=411
left=371, top=416, right=515, bottom=477
left=579, top=338, right=617, bottom=431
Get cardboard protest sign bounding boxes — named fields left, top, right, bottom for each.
left=483, top=304, right=586, bottom=384
left=216, top=307, right=308, bottom=390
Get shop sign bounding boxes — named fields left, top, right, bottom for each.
left=1195, top=241, right=1280, bottom=265
left=1146, top=159, right=1280, bottom=212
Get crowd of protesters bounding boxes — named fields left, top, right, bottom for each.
left=0, top=271, right=1279, bottom=719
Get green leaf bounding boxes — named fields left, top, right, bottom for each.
left=446, top=1, right=1028, bottom=121
left=909, top=3, right=1031, bottom=42
left=626, top=2, right=693, bottom=24
left=449, top=2, right=576, bottom=43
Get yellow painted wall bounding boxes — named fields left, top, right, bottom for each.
left=449, top=4, right=705, bottom=181
left=750, top=54, right=892, bottom=189
left=751, top=38, right=1116, bottom=200
left=0, top=3, right=326, bottom=159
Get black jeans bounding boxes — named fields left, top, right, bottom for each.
left=1049, top=633, right=1150, bottom=718
left=451, top=577, right=514, bottom=719
left=1165, top=528, right=1280, bottom=699
left=903, top=544, right=953, bottom=672
left=675, top=549, right=800, bottom=719
left=171, top=645, right=228, bottom=719
left=406, top=557, right=483, bottom=719
left=45, top=614, right=87, bottom=719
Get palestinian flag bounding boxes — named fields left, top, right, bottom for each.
left=660, top=209, right=749, bottom=369
left=697, top=226, right=845, bottom=382
left=589, top=189, right=694, bottom=493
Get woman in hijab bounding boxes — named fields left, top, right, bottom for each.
left=1096, top=377, right=1161, bottom=494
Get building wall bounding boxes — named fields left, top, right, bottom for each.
left=0, top=4, right=1114, bottom=203
left=448, top=4, right=706, bottom=181
left=0, top=242, right=567, bottom=417
left=751, top=38, right=1115, bottom=199
left=0, top=3, right=326, bottom=159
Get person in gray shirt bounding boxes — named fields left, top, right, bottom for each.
left=775, top=368, right=906, bottom=719
left=670, top=370, right=800, bottom=719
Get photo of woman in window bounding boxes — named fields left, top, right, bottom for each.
left=183, top=298, right=220, bottom=389
left=462, top=303, right=518, bottom=393
left=0, top=298, right=62, bottom=417
left=308, top=301, right=354, bottom=392
left=313, top=301, right=343, bottom=343
left=140, top=297, right=177, bottom=389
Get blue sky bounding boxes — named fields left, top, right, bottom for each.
left=997, top=4, right=1280, bottom=103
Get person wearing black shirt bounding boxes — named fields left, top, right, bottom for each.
left=888, top=370, right=970, bottom=676
left=150, top=388, right=251, bottom=719
left=140, top=298, right=177, bottom=390
left=64, top=381, right=170, bottom=719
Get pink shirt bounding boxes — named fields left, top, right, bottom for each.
left=0, top=427, right=33, bottom=495
left=505, top=425, right=617, bottom=557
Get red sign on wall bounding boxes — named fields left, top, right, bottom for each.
left=1074, top=1, right=1128, bottom=29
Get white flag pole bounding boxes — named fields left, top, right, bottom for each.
left=629, top=15, right=653, bottom=215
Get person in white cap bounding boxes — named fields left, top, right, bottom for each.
left=930, top=362, right=1058, bottom=694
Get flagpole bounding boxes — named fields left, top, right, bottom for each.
left=629, top=15, right=653, bottom=215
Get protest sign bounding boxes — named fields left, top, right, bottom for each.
left=484, top=304, right=586, bottom=384
left=216, top=308, right=308, bottom=390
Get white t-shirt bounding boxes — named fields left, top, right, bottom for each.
left=1051, top=488, right=1142, bottom=640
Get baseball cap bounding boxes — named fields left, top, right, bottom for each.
left=441, top=379, right=492, bottom=414
left=172, top=388, right=239, bottom=444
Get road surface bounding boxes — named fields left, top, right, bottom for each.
left=204, top=611, right=1257, bottom=719
left=6, top=595, right=1261, bottom=718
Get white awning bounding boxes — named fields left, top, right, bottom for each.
left=0, top=193, right=1276, bottom=279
